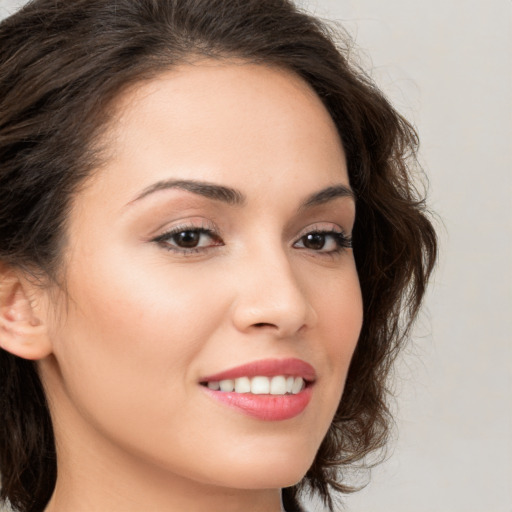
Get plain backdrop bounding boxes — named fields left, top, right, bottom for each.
left=1, top=1, right=511, bottom=511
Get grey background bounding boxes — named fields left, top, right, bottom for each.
left=1, top=0, right=511, bottom=511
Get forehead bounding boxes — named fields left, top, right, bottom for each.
left=84, top=60, right=349, bottom=209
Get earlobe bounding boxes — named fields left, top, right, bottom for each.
left=0, top=265, right=52, bottom=360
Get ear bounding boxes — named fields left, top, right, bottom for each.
left=0, top=263, right=52, bottom=360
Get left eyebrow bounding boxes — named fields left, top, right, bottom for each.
left=299, top=184, right=355, bottom=210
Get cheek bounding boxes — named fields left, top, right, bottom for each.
left=309, top=258, right=363, bottom=414
left=49, top=250, right=227, bottom=424
left=326, top=281, right=362, bottom=366
left=63, top=243, right=222, bottom=346
left=309, top=257, right=363, bottom=356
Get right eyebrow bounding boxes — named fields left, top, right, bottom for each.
left=126, top=179, right=246, bottom=207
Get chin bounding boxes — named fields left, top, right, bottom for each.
left=206, top=448, right=316, bottom=490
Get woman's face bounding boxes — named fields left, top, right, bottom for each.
left=40, top=62, right=363, bottom=493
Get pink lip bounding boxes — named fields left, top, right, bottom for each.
left=199, top=358, right=317, bottom=382
left=199, top=358, right=316, bottom=421
left=202, top=386, right=313, bottom=421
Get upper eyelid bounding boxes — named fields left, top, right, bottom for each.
left=152, top=219, right=220, bottom=238
left=294, top=222, right=348, bottom=238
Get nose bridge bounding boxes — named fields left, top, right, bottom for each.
left=231, top=240, right=316, bottom=336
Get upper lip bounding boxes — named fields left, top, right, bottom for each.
left=199, top=358, right=317, bottom=383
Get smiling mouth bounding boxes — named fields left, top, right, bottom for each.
left=199, top=358, right=316, bottom=420
left=200, top=375, right=308, bottom=395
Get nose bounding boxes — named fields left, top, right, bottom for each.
left=230, top=249, right=317, bottom=338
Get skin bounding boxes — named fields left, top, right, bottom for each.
left=29, top=61, right=364, bottom=511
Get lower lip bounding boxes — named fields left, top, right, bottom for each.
left=201, top=386, right=313, bottom=421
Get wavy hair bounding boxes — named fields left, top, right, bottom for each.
left=0, top=1, right=437, bottom=511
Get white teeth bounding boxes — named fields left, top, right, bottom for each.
left=206, top=375, right=306, bottom=395
left=270, top=375, right=287, bottom=395
left=291, top=376, right=304, bottom=394
left=234, top=376, right=251, bottom=393
left=251, top=376, right=270, bottom=394
left=219, top=379, right=235, bottom=392
left=286, top=376, right=295, bottom=393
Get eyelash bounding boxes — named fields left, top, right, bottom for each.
left=152, top=225, right=352, bottom=255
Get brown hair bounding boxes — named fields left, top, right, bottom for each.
left=0, top=1, right=437, bottom=511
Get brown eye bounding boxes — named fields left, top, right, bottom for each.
left=302, top=233, right=326, bottom=250
left=173, top=230, right=201, bottom=248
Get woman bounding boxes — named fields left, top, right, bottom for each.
left=0, top=1, right=437, bottom=511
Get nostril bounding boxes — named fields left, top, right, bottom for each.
left=253, top=322, right=276, bottom=328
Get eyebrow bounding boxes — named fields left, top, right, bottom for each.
left=299, top=184, right=356, bottom=210
left=128, top=179, right=355, bottom=208
left=129, top=179, right=245, bottom=206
